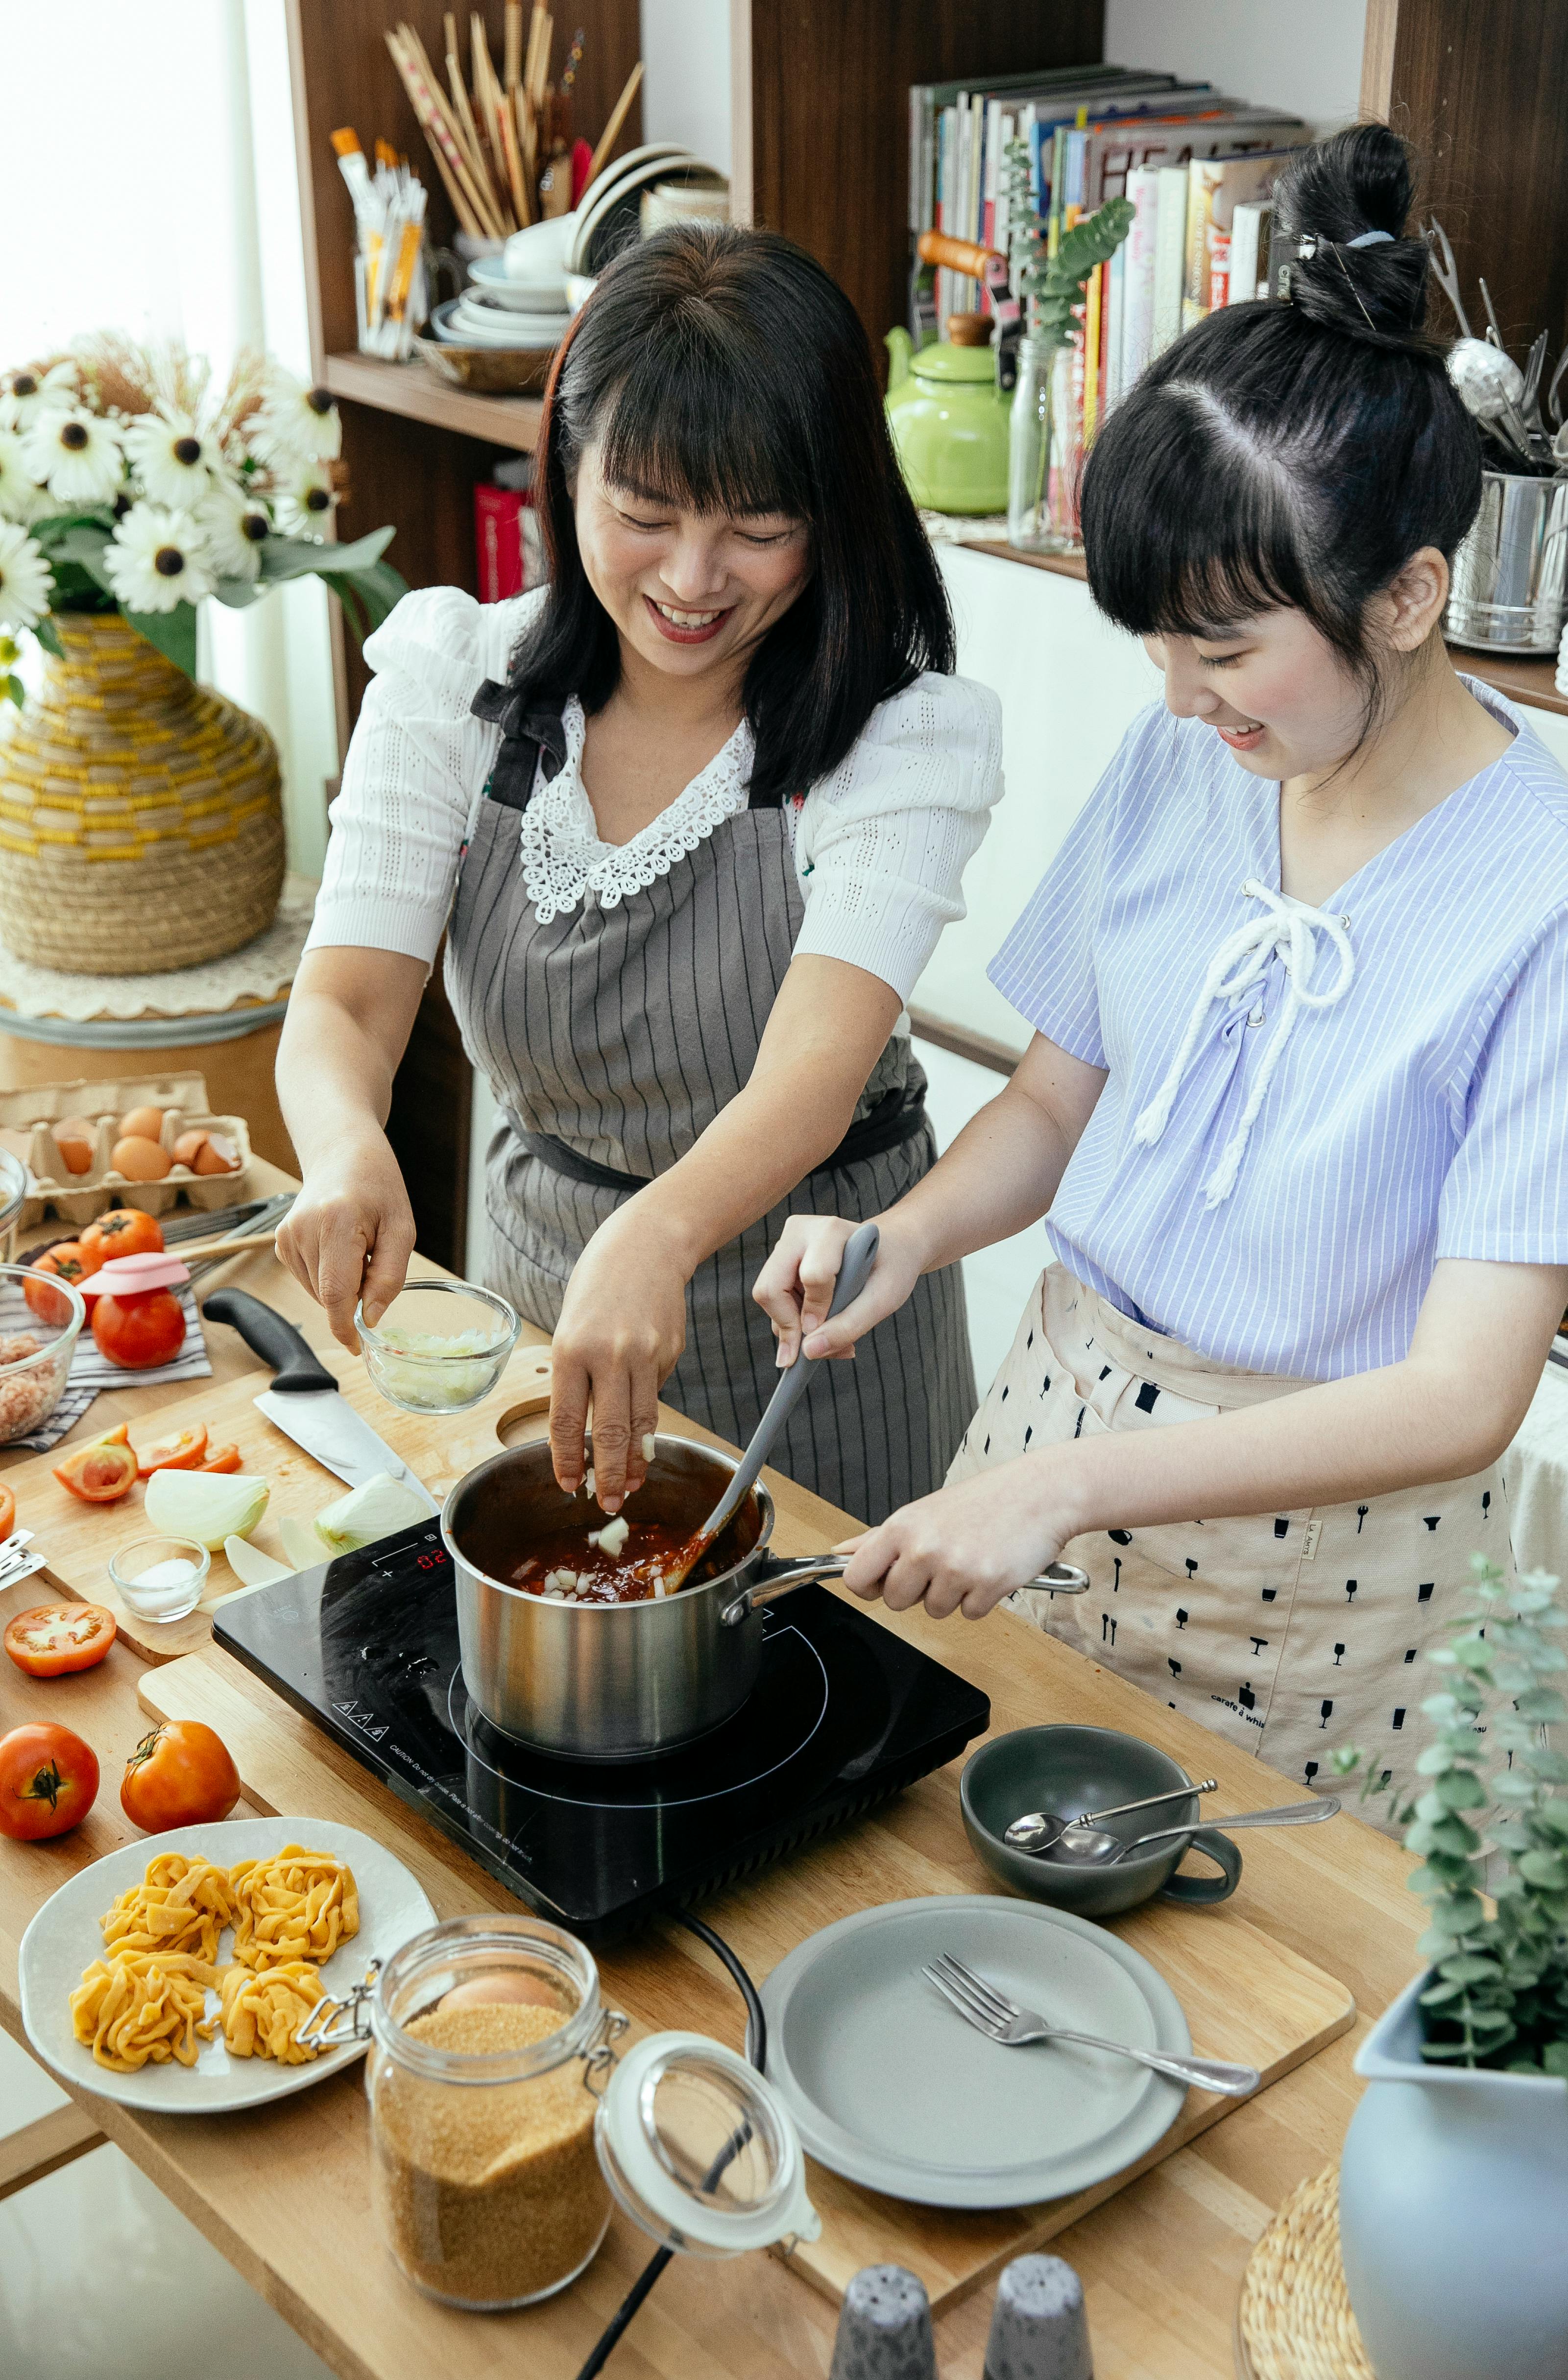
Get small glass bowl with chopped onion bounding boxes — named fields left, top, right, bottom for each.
left=357, top=1278, right=520, bottom=1414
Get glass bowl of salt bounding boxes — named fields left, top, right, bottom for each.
left=109, top=1534, right=210, bottom=1625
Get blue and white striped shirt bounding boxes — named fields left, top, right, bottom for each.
left=989, top=681, right=1568, bottom=1380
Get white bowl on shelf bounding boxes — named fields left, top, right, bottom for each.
left=468, top=257, right=570, bottom=311
left=501, top=213, right=578, bottom=280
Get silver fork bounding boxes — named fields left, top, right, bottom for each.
left=924, top=1953, right=1259, bottom=2097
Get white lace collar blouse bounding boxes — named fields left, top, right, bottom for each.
left=518, top=693, right=754, bottom=923
left=305, top=583, right=1003, bottom=1005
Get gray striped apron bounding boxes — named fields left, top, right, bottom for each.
left=443, top=686, right=976, bottom=1524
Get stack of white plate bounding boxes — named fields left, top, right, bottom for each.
left=433, top=289, right=574, bottom=350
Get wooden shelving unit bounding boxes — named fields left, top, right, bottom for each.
left=321, top=353, right=543, bottom=449
left=286, top=0, right=1568, bottom=1267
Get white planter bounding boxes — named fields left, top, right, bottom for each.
left=1338, top=1970, right=1568, bottom=2380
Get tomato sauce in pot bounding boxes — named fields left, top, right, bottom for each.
left=505, top=1519, right=735, bottom=1605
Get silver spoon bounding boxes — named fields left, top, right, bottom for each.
left=1005, top=1779, right=1216, bottom=1855
left=1057, top=1794, right=1341, bottom=1868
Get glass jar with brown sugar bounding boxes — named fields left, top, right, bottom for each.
left=362, top=1914, right=627, bottom=2310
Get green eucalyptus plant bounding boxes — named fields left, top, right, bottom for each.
left=1334, top=1555, right=1568, bottom=2075
left=999, top=139, right=1134, bottom=355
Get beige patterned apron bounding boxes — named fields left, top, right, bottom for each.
left=947, top=1264, right=1516, bottom=1829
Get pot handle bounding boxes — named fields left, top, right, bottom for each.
left=718, top=1556, right=1092, bottom=1631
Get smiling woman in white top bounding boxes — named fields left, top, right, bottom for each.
left=277, top=223, right=1001, bottom=1522
left=754, top=126, right=1568, bottom=1818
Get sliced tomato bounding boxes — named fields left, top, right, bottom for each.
left=5, top=1603, right=117, bottom=1677
left=79, top=1207, right=164, bottom=1264
left=200, top=1442, right=241, bottom=1473
left=52, top=1437, right=138, bottom=1504
left=0, top=1483, right=14, bottom=1543
left=136, top=1424, right=209, bottom=1479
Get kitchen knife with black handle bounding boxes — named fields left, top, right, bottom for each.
left=203, top=1288, right=438, bottom=1513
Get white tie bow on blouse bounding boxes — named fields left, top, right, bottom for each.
left=1134, top=877, right=1356, bottom=1206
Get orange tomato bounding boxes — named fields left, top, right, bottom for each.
left=52, top=1435, right=138, bottom=1504
left=91, top=1288, right=185, bottom=1371
left=79, top=1207, right=164, bottom=1264
left=0, top=1482, right=14, bottom=1542
left=200, top=1443, right=242, bottom=1473
left=24, top=1242, right=89, bottom=1320
left=0, top=1722, right=99, bottom=1840
left=135, top=1424, right=208, bottom=1479
left=121, top=1719, right=240, bottom=1833
left=5, top=1603, right=117, bottom=1677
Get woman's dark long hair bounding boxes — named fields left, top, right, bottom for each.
left=1081, top=124, right=1483, bottom=731
left=508, top=222, right=954, bottom=804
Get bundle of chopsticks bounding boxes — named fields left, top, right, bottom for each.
left=386, top=6, right=643, bottom=240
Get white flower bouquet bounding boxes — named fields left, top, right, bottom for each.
left=0, top=337, right=405, bottom=701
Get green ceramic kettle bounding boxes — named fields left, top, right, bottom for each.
left=884, top=323, right=1010, bottom=516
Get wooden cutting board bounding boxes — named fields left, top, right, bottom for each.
left=138, top=1645, right=1356, bottom=2316
left=6, top=1338, right=554, bottom=1662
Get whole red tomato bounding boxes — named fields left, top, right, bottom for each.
left=0, top=1722, right=99, bottom=1840
left=121, top=1719, right=240, bottom=1832
left=91, top=1287, right=185, bottom=1370
left=24, top=1243, right=89, bottom=1321
left=80, top=1207, right=164, bottom=1265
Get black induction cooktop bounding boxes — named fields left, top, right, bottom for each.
left=214, top=1519, right=989, bottom=1943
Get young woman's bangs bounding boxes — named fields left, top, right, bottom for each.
left=594, top=346, right=811, bottom=525
left=1083, top=394, right=1312, bottom=640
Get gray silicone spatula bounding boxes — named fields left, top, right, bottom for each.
left=657, top=1221, right=883, bottom=1594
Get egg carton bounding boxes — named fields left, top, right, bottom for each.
left=0, top=1068, right=254, bottom=1229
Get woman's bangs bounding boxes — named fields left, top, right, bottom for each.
left=594, top=340, right=811, bottom=523
left=1084, top=392, right=1312, bottom=640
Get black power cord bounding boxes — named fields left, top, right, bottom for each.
left=573, top=1908, right=765, bottom=2380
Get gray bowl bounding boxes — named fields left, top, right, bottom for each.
left=961, top=1724, right=1240, bottom=1918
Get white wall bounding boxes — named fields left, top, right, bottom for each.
left=1105, top=0, right=1367, bottom=133
left=639, top=0, right=733, bottom=174
left=915, top=547, right=1162, bottom=1053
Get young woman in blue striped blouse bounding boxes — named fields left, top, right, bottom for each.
left=755, top=125, right=1568, bottom=1805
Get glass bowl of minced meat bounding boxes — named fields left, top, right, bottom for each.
left=357, top=1278, right=520, bottom=1414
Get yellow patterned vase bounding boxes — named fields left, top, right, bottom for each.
left=0, top=611, right=285, bottom=974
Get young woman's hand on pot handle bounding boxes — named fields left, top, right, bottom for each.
left=549, top=1211, right=689, bottom=1511
left=835, top=1455, right=1076, bottom=1622
left=752, top=1212, right=925, bottom=1366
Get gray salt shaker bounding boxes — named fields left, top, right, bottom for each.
left=983, top=2254, right=1093, bottom=2380
left=828, top=2263, right=937, bottom=2380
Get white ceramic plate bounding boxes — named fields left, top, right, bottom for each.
left=759, top=1894, right=1190, bottom=2208
left=467, top=258, right=569, bottom=309
left=20, top=1815, right=436, bottom=2114
left=568, top=144, right=699, bottom=275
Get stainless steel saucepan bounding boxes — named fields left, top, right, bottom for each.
left=442, top=1432, right=1089, bottom=1760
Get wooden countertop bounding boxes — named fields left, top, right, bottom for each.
left=0, top=1163, right=1421, bottom=2379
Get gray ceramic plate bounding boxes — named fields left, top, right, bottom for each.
left=759, top=1894, right=1189, bottom=2207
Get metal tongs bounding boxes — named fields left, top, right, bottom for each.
left=1425, top=219, right=1558, bottom=470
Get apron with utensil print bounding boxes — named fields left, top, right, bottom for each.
left=946, top=1263, right=1516, bottom=1831
left=443, top=687, right=975, bottom=1525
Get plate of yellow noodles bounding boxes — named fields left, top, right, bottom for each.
left=19, top=1815, right=436, bottom=2113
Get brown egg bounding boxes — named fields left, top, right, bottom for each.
left=172, top=1129, right=211, bottom=1168
left=111, top=1134, right=172, bottom=1181
left=120, top=1106, right=166, bottom=1142
left=55, top=1135, right=93, bottom=1176
left=438, top=1971, right=564, bottom=2013
left=193, top=1132, right=239, bottom=1175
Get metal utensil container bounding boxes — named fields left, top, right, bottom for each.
left=362, top=1915, right=627, bottom=2310
left=1447, top=469, right=1568, bottom=654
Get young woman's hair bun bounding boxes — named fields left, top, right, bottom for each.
left=1272, top=123, right=1430, bottom=350
left=1080, top=120, right=1482, bottom=738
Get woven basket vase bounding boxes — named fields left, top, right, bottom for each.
left=0, top=611, right=285, bottom=974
